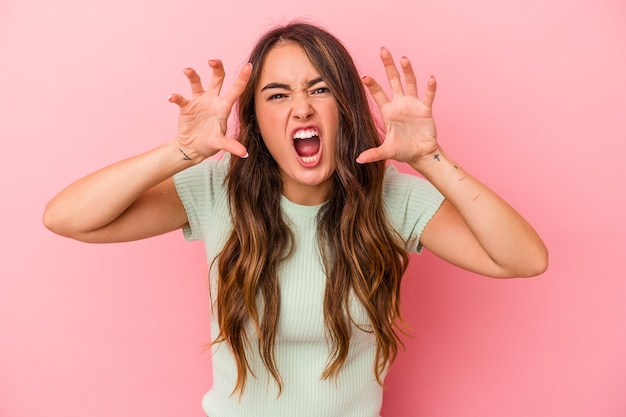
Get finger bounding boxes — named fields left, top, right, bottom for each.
left=167, top=93, right=188, bottom=108
left=401, top=56, right=418, bottom=97
left=207, top=59, right=225, bottom=95
left=361, top=75, right=390, bottom=109
left=380, top=47, right=404, bottom=96
left=219, top=138, right=249, bottom=159
left=221, top=63, right=253, bottom=107
left=356, top=146, right=389, bottom=164
left=422, top=76, right=437, bottom=108
left=184, top=67, right=204, bottom=96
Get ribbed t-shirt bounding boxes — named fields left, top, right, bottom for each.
left=173, top=156, right=444, bottom=417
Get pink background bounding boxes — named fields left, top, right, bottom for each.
left=1, top=0, right=625, bottom=416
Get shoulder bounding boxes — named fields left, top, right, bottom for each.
left=382, top=164, right=445, bottom=251
left=174, top=154, right=229, bottom=184
left=173, top=154, right=230, bottom=197
left=172, top=155, right=231, bottom=242
left=382, top=164, right=442, bottom=204
left=173, top=154, right=230, bottom=211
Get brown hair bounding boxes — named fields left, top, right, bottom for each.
left=215, top=22, right=409, bottom=395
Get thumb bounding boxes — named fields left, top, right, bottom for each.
left=220, top=139, right=249, bottom=159
left=356, top=146, right=386, bottom=164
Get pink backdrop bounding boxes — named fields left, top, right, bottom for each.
left=1, top=0, right=625, bottom=416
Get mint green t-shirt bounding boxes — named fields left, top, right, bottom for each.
left=174, top=156, right=444, bottom=417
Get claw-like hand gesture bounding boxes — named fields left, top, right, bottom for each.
left=357, top=48, right=438, bottom=168
left=168, top=59, right=251, bottom=161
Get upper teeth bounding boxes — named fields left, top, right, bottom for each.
left=293, top=129, right=319, bottom=139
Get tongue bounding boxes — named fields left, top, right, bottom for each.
left=294, top=137, right=320, bottom=157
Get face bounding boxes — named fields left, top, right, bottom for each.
left=255, top=43, right=339, bottom=206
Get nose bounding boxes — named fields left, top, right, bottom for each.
left=291, top=92, right=313, bottom=121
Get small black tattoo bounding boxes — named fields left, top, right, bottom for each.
left=434, top=153, right=440, bottom=161
left=179, top=147, right=192, bottom=161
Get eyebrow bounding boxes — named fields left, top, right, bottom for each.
left=260, top=77, right=325, bottom=92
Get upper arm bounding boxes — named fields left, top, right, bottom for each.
left=76, top=177, right=188, bottom=243
left=418, top=199, right=510, bottom=278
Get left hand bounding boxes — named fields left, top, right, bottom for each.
left=357, top=48, right=439, bottom=167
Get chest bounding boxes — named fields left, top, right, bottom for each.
left=206, top=207, right=374, bottom=345
left=274, top=216, right=373, bottom=345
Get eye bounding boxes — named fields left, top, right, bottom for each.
left=310, top=87, right=331, bottom=95
left=268, top=93, right=288, bottom=101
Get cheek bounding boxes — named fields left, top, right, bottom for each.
left=254, top=112, right=273, bottom=143
left=256, top=117, right=287, bottom=157
left=324, top=102, right=340, bottom=131
left=325, top=109, right=340, bottom=144
left=256, top=105, right=285, bottom=133
left=258, top=122, right=280, bottom=149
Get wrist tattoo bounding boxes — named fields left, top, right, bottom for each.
left=433, top=153, right=440, bottom=161
left=178, top=147, right=192, bottom=161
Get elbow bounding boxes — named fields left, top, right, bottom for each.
left=519, top=257, right=549, bottom=278
left=531, top=251, right=550, bottom=277
left=489, top=241, right=549, bottom=279
left=42, top=202, right=65, bottom=236
left=42, top=201, right=76, bottom=238
left=527, top=242, right=549, bottom=277
left=43, top=201, right=111, bottom=243
left=508, top=245, right=550, bottom=278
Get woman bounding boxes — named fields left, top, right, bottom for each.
left=43, top=22, right=547, bottom=417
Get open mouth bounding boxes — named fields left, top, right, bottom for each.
left=293, top=128, right=321, bottom=164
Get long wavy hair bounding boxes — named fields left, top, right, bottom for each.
left=214, top=22, right=409, bottom=395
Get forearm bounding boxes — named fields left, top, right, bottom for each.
left=412, top=148, right=548, bottom=276
left=43, top=139, right=196, bottom=237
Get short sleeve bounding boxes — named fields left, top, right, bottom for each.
left=382, top=165, right=445, bottom=253
left=173, top=157, right=230, bottom=242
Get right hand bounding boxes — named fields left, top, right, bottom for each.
left=168, top=59, right=252, bottom=161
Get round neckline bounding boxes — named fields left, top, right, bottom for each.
left=280, top=195, right=324, bottom=218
